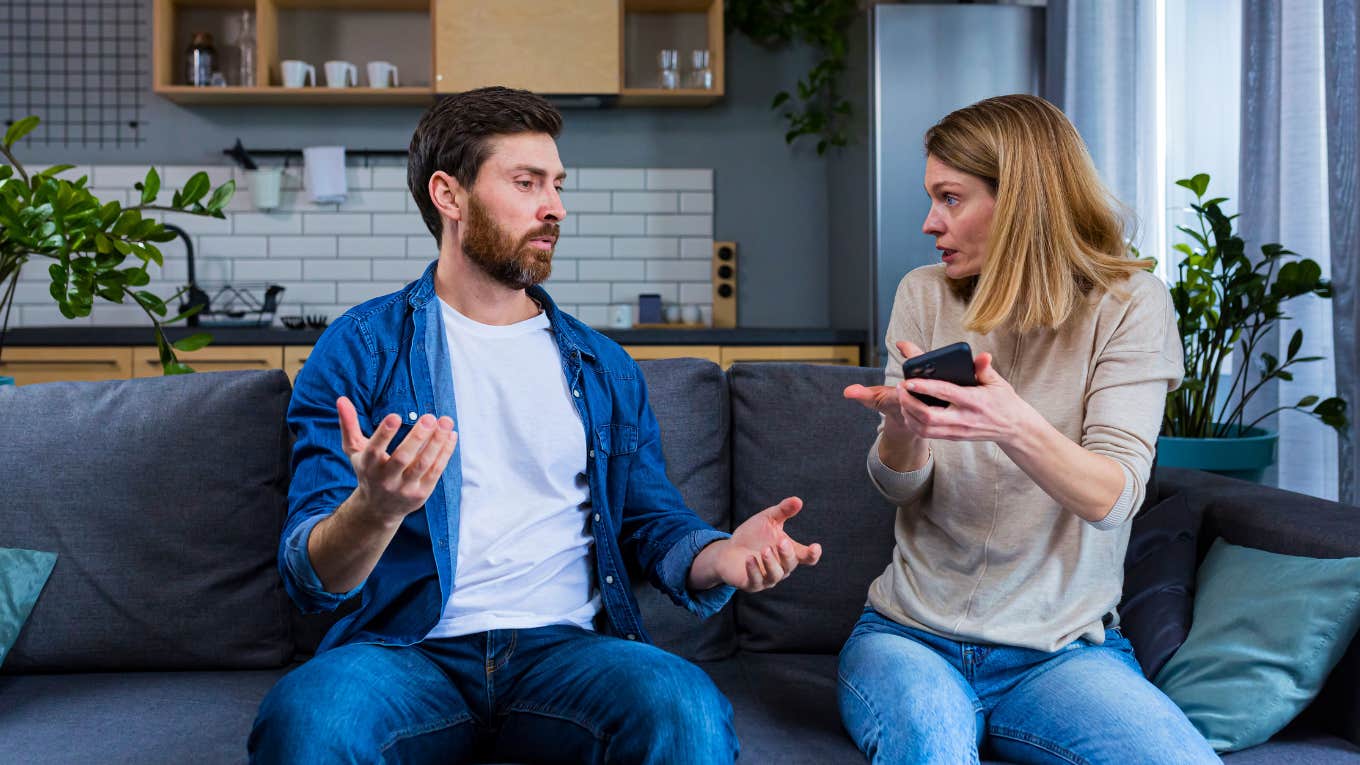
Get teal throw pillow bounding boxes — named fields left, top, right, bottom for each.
left=0, top=547, right=58, bottom=670
left=1154, top=538, right=1360, bottom=752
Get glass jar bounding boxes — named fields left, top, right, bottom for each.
left=186, top=32, right=216, bottom=87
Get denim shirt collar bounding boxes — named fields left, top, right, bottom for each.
left=406, top=259, right=596, bottom=363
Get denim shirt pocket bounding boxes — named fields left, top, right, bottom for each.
left=594, top=423, right=639, bottom=458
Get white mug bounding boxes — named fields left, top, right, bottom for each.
left=324, top=60, right=357, bottom=88
left=366, top=61, right=400, bottom=89
left=681, top=304, right=702, bottom=324
left=609, top=304, right=633, bottom=329
left=248, top=168, right=283, bottom=211
left=281, top=60, right=315, bottom=88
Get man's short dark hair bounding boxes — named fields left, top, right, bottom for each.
left=407, top=86, right=563, bottom=242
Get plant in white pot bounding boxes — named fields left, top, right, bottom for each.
left=0, top=116, right=235, bottom=385
left=1159, top=173, right=1347, bottom=481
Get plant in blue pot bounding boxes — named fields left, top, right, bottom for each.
left=1159, top=173, right=1347, bottom=481
left=0, top=116, right=236, bottom=386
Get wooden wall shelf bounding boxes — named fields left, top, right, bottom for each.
left=156, top=85, right=434, bottom=104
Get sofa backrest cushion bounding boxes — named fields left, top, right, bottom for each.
left=0, top=370, right=295, bottom=672
left=633, top=358, right=735, bottom=660
left=1119, top=491, right=1202, bottom=679
left=729, top=363, right=897, bottom=653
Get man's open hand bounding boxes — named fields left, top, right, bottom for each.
left=688, top=497, right=822, bottom=593
left=337, top=396, right=457, bottom=526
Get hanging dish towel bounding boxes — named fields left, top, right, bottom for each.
left=303, top=146, right=347, bottom=205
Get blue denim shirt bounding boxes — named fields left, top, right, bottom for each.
left=281, top=261, right=734, bottom=652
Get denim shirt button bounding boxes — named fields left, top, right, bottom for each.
left=626, top=634, right=637, bottom=641
left=588, top=449, right=595, bottom=458
left=593, top=513, right=601, bottom=523
left=572, top=389, right=581, bottom=398
left=605, top=575, right=615, bottom=584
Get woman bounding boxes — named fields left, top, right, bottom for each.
left=839, top=94, right=1218, bottom=764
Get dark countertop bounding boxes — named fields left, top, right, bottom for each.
left=3, top=325, right=869, bottom=347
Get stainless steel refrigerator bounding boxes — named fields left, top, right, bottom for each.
left=828, top=3, right=1045, bottom=366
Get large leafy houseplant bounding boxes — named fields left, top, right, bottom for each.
left=1163, top=172, right=1347, bottom=439
left=0, top=116, right=236, bottom=375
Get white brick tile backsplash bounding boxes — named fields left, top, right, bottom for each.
left=546, top=282, right=613, bottom=304
left=234, top=259, right=302, bottom=281
left=611, top=282, right=678, bottom=303
left=270, top=236, right=338, bottom=258
left=578, top=169, right=645, bottom=190
left=681, top=237, right=714, bottom=259
left=612, top=192, right=678, bottom=214
left=234, top=213, right=303, bottom=235
left=561, top=191, right=612, bottom=213
left=337, top=282, right=406, bottom=304
left=374, top=213, right=427, bottom=235
left=304, top=213, right=371, bottom=235
left=578, top=259, right=645, bottom=281
left=578, top=215, right=645, bottom=236
left=646, top=169, right=712, bottom=191
left=12, top=164, right=719, bottom=328
left=306, top=259, right=371, bottom=281
left=372, top=259, right=430, bottom=282
left=680, top=192, right=713, bottom=214
left=646, top=260, right=710, bottom=281
left=199, top=235, right=269, bottom=258
left=93, top=165, right=159, bottom=189
left=612, top=237, right=678, bottom=259
left=680, top=283, right=714, bottom=305
left=371, top=166, right=408, bottom=189
left=339, top=236, right=408, bottom=258
left=554, top=236, right=612, bottom=259
left=647, top=215, right=711, bottom=236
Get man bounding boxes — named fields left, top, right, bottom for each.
left=249, top=86, right=822, bottom=764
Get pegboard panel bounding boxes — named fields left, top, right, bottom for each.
left=1, top=0, right=146, bottom=147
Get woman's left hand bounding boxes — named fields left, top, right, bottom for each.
left=899, top=352, right=1037, bottom=446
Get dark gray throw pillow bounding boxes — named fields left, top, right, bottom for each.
left=1119, top=492, right=1201, bottom=679
left=0, top=370, right=294, bottom=672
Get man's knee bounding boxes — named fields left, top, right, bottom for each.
left=612, top=650, right=736, bottom=757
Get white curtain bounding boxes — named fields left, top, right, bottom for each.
left=1238, top=0, right=1337, bottom=499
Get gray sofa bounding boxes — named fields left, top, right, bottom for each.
left=2, top=360, right=1359, bottom=764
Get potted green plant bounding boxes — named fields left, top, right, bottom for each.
left=1158, top=172, right=1347, bottom=481
left=0, top=116, right=236, bottom=385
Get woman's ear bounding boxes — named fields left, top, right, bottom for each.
left=428, top=170, right=464, bottom=223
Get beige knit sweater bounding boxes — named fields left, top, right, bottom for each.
left=865, top=264, right=1183, bottom=652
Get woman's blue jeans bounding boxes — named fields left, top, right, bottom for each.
left=249, top=624, right=737, bottom=764
left=838, top=607, right=1220, bottom=764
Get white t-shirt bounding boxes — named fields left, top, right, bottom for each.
left=423, top=299, right=599, bottom=639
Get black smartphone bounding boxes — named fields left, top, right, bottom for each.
left=901, top=342, right=977, bottom=407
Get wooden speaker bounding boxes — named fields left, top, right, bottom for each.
left=712, top=241, right=737, bottom=328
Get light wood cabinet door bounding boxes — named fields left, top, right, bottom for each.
left=284, top=345, right=314, bottom=383
left=132, top=346, right=285, bottom=377
left=718, top=345, right=861, bottom=369
left=0, top=347, right=134, bottom=385
left=622, top=345, right=722, bottom=364
left=434, top=0, right=621, bottom=94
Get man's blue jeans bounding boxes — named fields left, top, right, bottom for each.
left=249, top=624, right=737, bottom=764
left=838, top=607, right=1220, bottom=764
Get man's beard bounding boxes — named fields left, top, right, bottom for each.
left=461, top=193, right=557, bottom=290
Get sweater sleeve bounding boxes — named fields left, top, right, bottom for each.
left=865, top=272, right=936, bottom=507
left=1082, top=275, right=1185, bottom=528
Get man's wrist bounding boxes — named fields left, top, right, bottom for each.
left=687, top=538, right=728, bottom=591
left=338, top=488, right=404, bottom=535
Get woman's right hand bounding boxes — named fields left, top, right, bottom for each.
left=843, top=340, right=929, bottom=444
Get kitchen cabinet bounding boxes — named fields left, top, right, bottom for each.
left=434, top=1, right=619, bottom=95
left=284, top=345, right=312, bottom=382
left=153, top=0, right=724, bottom=106
left=719, top=345, right=861, bottom=368
left=132, top=346, right=285, bottom=377
left=0, top=347, right=134, bottom=386
left=621, top=345, right=722, bottom=365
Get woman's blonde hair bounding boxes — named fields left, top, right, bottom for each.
left=924, top=94, right=1153, bottom=334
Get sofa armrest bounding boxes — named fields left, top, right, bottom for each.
left=1156, top=467, right=1360, bottom=746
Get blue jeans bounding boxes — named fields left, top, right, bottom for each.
left=249, top=624, right=737, bottom=764
left=838, top=607, right=1220, bottom=765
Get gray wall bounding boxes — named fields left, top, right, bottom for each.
left=11, top=4, right=832, bottom=328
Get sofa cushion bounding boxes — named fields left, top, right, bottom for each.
left=1119, top=491, right=1201, bottom=679
left=728, top=363, right=897, bottom=653
left=0, top=371, right=295, bottom=672
left=0, top=668, right=288, bottom=764
left=634, top=358, right=735, bottom=661
left=1155, top=539, right=1360, bottom=752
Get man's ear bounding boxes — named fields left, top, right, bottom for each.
left=428, top=170, right=465, bottom=223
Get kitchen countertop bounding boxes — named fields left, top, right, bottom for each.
left=3, top=325, right=869, bottom=347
